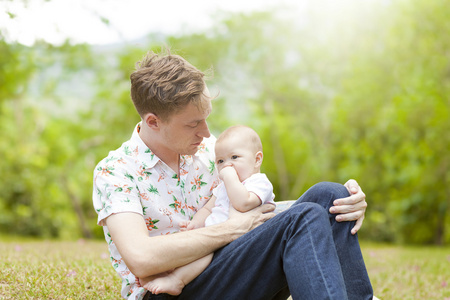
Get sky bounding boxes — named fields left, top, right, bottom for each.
left=0, top=0, right=309, bottom=46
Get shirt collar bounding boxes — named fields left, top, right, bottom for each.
left=130, top=123, right=196, bottom=169
left=129, top=123, right=161, bottom=169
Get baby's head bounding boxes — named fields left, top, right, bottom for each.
left=214, top=125, right=263, bottom=182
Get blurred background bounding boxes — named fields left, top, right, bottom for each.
left=0, top=0, right=448, bottom=245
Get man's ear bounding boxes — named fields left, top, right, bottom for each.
left=143, top=113, right=160, bottom=130
left=255, top=151, right=263, bottom=168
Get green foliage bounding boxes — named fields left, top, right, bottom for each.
left=0, top=41, right=102, bottom=238
left=0, top=0, right=448, bottom=244
left=162, top=1, right=450, bottom=244
left=328, top=0, right=450, bottom=244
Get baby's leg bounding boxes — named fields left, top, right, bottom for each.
left=144, top=253, right=213, bottom=296
left=144, top=271, right=184, bottom=296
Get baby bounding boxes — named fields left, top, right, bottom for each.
left=142, top=125, right=275, bottom=295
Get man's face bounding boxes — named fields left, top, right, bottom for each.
left=159, top=89, right=212, bottom=156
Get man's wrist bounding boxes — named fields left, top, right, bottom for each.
left=221, top=217, right=248, bottom=242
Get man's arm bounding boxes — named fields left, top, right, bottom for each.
left=329, top=179, right=367, bottom=235
left=105, top=204, right=275, bottom=278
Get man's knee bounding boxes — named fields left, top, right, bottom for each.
left=307, top=182, right=350, bottom=203
left=294, top=182, right=350, bottom=212
left=285, top=203, right=333, bottom=237
left=288, top=202, right=328, bottom=222
left=312, top=181, right=349, bottom=198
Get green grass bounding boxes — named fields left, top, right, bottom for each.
left=0, top=238, right=120, bottom=299
left=0, top=239, right=449, bottom=299
left=361, top=243, right=450, bottom=300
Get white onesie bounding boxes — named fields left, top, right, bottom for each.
left=204, top=173, right=275, bottom=227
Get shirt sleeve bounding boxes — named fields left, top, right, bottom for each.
left=93, top=159, right=144, bottom=226
left=244, top=173, right=275, bottom=205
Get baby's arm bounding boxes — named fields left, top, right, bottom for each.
left=179, top=195, right=216, bottom=231
left=220, top=167, right=261, bottom=212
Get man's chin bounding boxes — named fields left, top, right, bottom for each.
left=183, top=145, right=199, bottom=156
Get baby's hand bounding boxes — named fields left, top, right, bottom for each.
left=219, top=166, right=237, bottom=181
left=179, top=220, right=200, bottom=231
left=179, top=221, right=190, bottom=231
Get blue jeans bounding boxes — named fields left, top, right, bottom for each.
left=145, top=182, right=373, bottom=300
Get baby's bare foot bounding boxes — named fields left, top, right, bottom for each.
left=144, top=272, right=185, bottom=296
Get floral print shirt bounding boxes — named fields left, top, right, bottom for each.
left=93, top=123, right=219, bottom=299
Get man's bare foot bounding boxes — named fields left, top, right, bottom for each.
left=143, top=272, right=185, bottom=296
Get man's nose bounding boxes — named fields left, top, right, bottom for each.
left=198, top=120, right=210, bottom=138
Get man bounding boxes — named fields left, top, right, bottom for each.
left=93, top=50, right=373, bottom=299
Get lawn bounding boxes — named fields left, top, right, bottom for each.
left=0, top=238, right=449, bottom=299
left=0, top=238, right=119, bottom=299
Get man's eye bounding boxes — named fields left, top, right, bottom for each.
left=231, top=155, right=238, bottom=159
left=217, top=160, right=223, bottom=164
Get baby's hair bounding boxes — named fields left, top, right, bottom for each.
left=216, top=125, right=263, bottom=153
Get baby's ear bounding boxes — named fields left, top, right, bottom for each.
left=255, top=151, right=263, bottom=168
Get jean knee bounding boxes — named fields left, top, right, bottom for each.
left=310, top=181, right=350, bottom=200
left=289, top=202, right=328, bottom=221
left=294, top=182, right=350, bottom=211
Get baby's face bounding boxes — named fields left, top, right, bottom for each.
left=215, top=135, right=258, bottom=182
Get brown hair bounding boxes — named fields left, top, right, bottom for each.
left=130, top=50, right=206, bottom=121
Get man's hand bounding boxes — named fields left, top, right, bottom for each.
left=329, top=179, right=367, bottom=235
left=226, top=204, right=276, bottom=238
